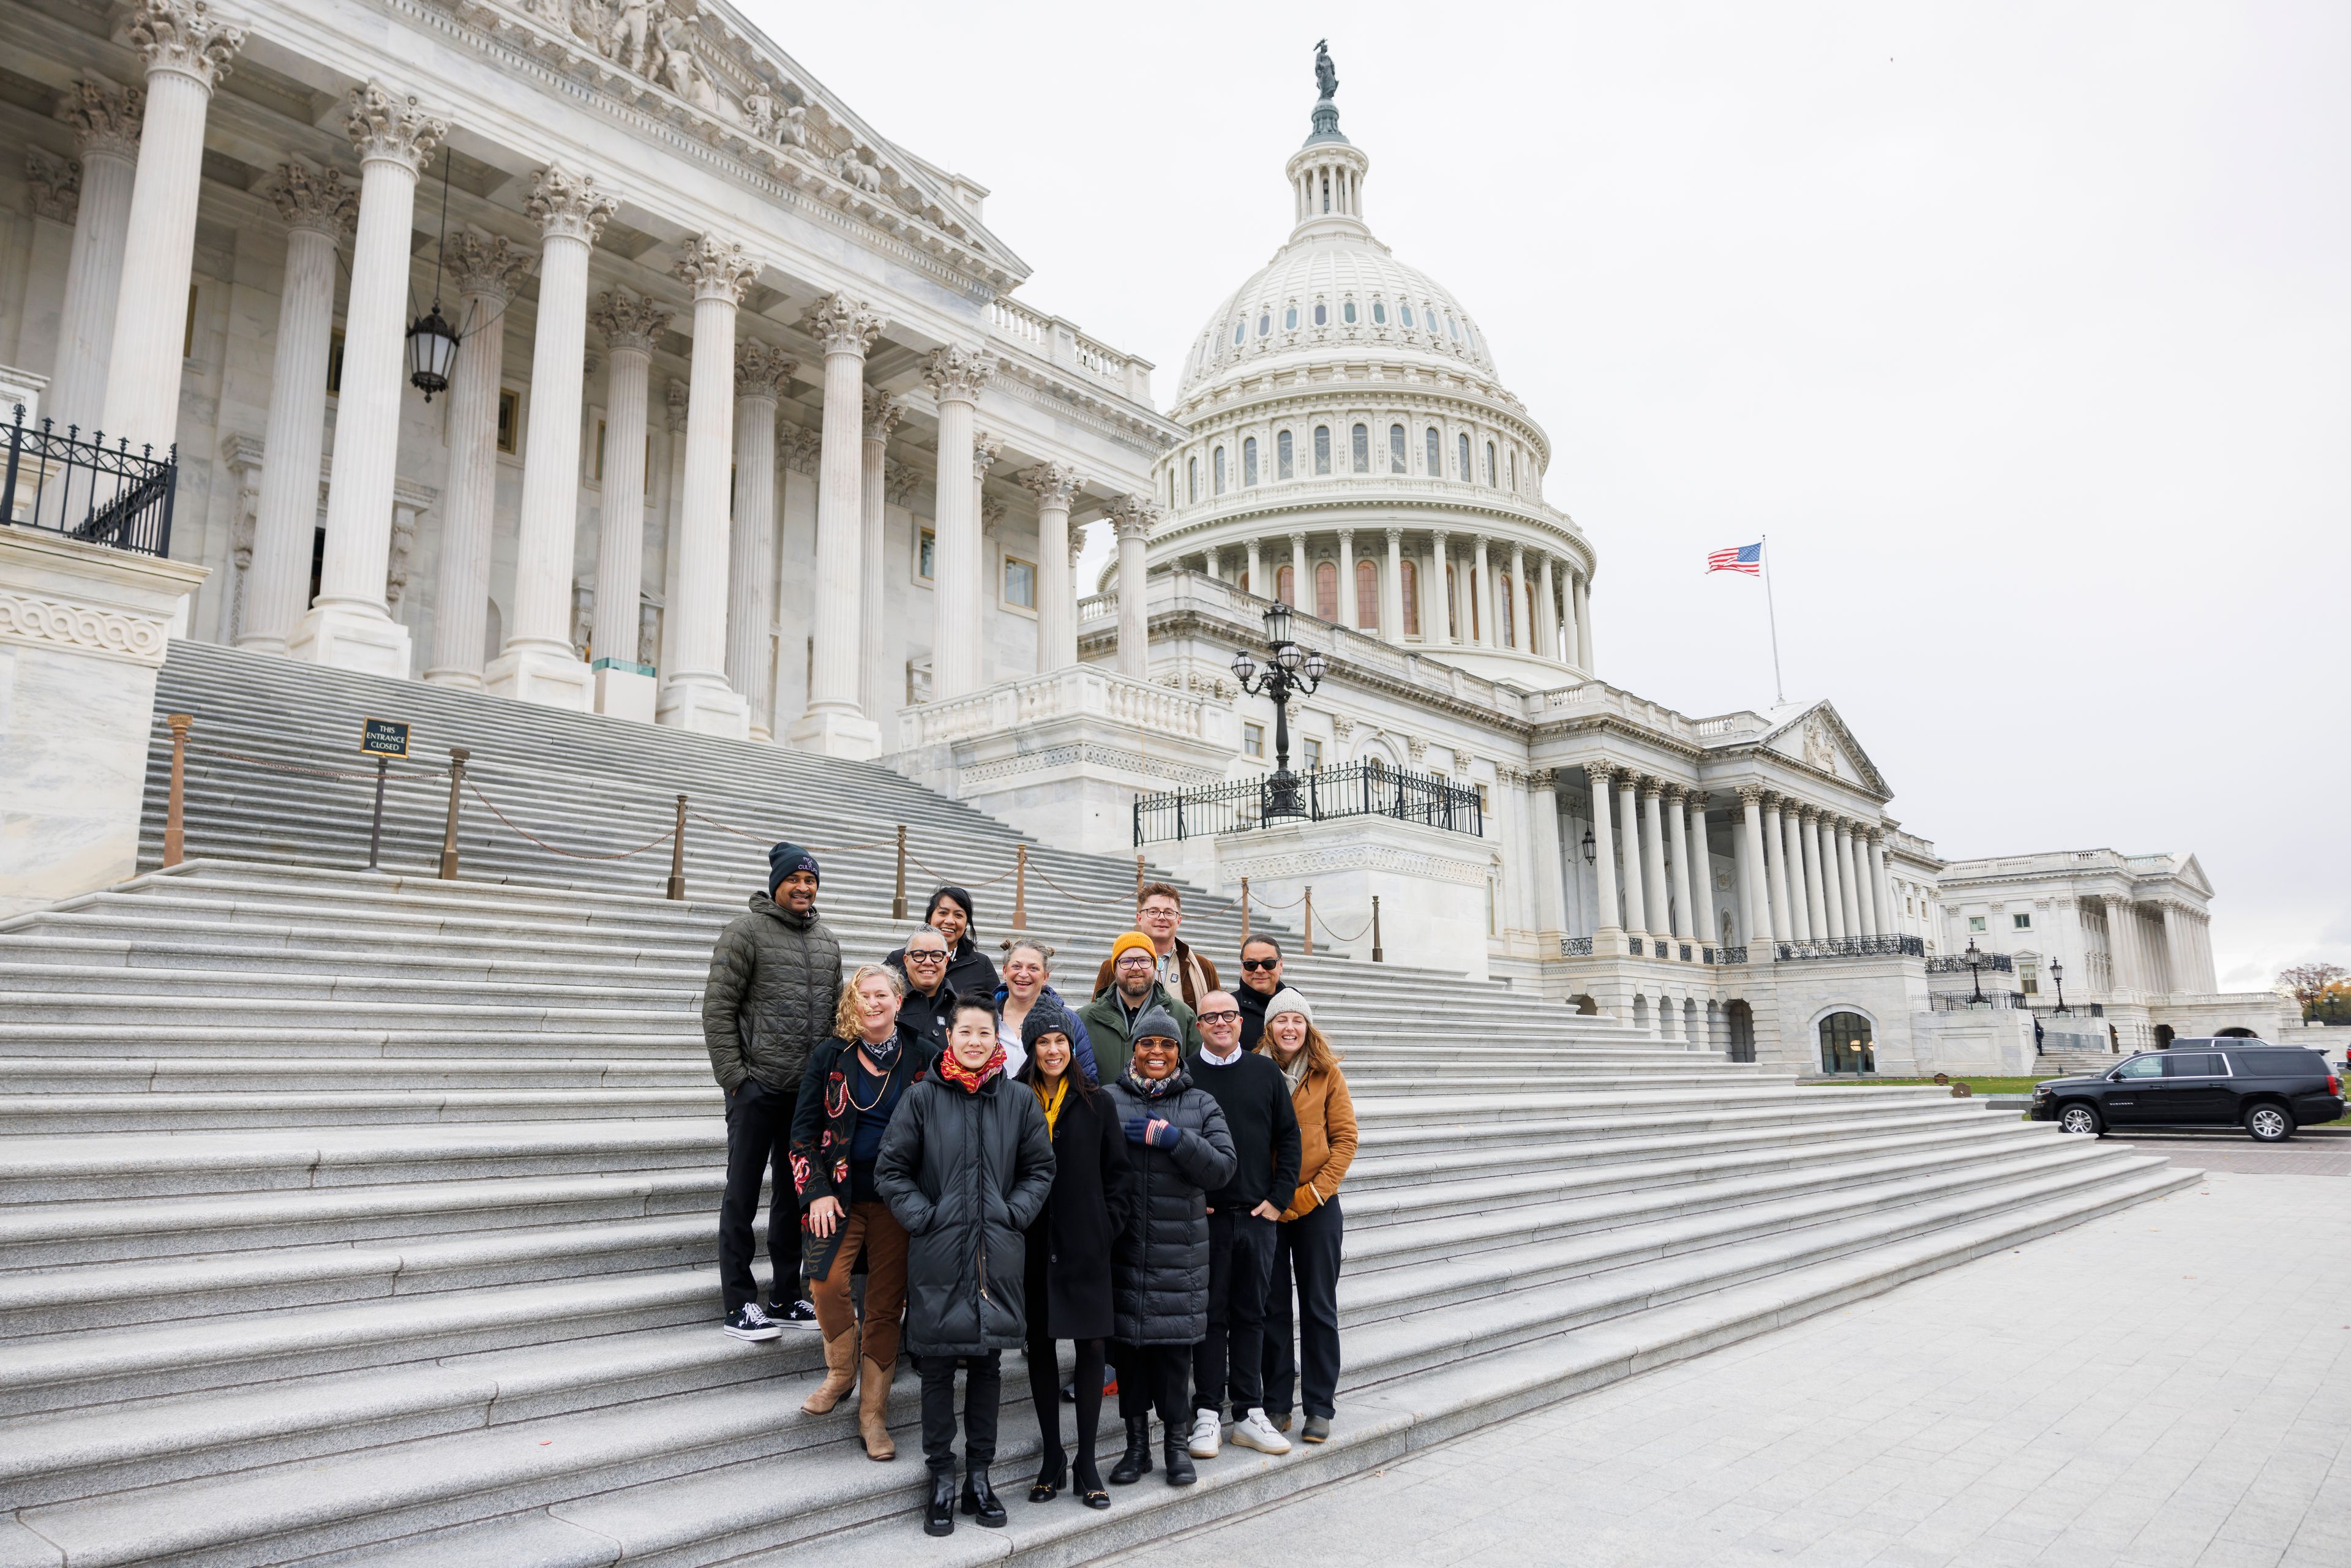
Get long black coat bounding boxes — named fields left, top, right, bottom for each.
left=1018, top=1077, right=1132, bottom=1341
left=1098, top=1073, right=1236, bottom=1345
left=875, top=1071, right=1056, bottom=1359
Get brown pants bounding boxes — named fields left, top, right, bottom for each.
left=810, top=1199, right=909, bottom=1367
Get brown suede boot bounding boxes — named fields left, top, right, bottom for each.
left=800, top=1329, right=858, bottom=1415
left=857, top=1356, right=896, bottom=1460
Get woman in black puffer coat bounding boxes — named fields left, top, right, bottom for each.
left=876, top=998, right=1056, bottom=1538
left=1097, top=1005, right=1235, bottom=1489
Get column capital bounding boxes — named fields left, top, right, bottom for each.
left=1637, top=776, right=1664, bottom=800
left=783, top=424, right=823, bottom=476
left=1109, top=494, right=1160, bottom=542
left=1737, top=784, right=1765, bottom=807
left=1661, top=781, right=1687, bottom=804
left=1017, top=461, right=1080, bottom=509
left=24, top=149, right=79, bottom=223
left=260, top=163, right=356, bottom=241
left=122, top=1, right=242, bottom=90
left=1336, top=526, right=1355, bottom=544
left=980, top=494, right=1007, bottom=536
left=1584, top=759, right=1617, bottom=788
left=923, top=343, right=996, bottom=403
left=862, top=385, right=904, bottom=440
left=884, top=457, right=922, bottom=506
left=527, top=165, right=618, bottom=245
left=1795, top=802, right=1818, bottom=823
left=56, top=78, right=143, bottom=161
left=592, top=287, right=672, bottom=355
left=1384, top=525, right=1403, bottom=545
left=669, top=233, right=759, bottom=304
left=1068, top=519, right=1092, bottom=566
left=805, top=293, right=885, bottom=356
left=1529, top=767, right=1556, bottom=790
left=664, top=377, right=690, bottom=432
left=445, top=229, right=536, bottom=304
left=342, top=83, right=444, bottom=173
left=733, top=340, right=796, bottom=400
left=973, top=430, right=1004, bottom=479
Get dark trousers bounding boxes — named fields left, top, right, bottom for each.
left=718, top=1078, right=803, bottom=1313
left=1191, top=1209, right=1276, bottom=1416
left=1261, top=1196, right=1344, bottom=1419
left=1111, top=1340, right=1191, bottom=1429
left=918, top=1352, right=1002, bottom=1476
left=1027, top=1332, right=1106, bottom=1482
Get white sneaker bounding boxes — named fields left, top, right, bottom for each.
left=1230, top=1407, right=1292, bottom=1455
left=1187, top=1408, right=1222, bottom=1459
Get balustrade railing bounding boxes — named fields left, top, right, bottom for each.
left=1561, top=935, right=1594, bottom=956
left=2, top=406, right=177, bottom=558
left=1134, top=760, right=1482, bottom=847
left=1925, top=951, right=2014, bottom=974
left=1771, top=934, right=1925, bottom=962
left=1930, top=990, right=2033, bottom=1012
left=898, top=666, right=1213, bottom=751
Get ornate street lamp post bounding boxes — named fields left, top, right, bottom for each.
left=2050, top=957, right=2068, bottom=1016
left=1964, top=936, right=1986, bottom=1005
left=1229, top=599, right=1325, bottom=819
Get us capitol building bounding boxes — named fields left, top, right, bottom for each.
left=0, top=4, right=2290, bottom=1070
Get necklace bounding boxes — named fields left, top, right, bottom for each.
left=847, top=1048, right=893, bottom=1112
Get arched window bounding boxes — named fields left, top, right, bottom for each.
left=1457, top=432, right=1471, bottom=479
left=1425, top=427, right=1441, bottom=475
left=1276, top=563, right=1295, bottom=606
left=1342, top=299, right=1357, bottom=324
left=1371, top=301, right=1387, bottom=324
left=1400, top=304, right=1415, bottom=327
left=1400, top=558, right=1420, bottom=636
left=1355, top=559, right=1379, bottom=629
left=1350, top=423, right=1369, bottom=471
left=1506, top=449, right=1516, bottom=489
left=1485, top=441, right=1497, bottom=486
left=1243, top=435, right=1259, bottom=486
left=1818, top=1011, right=1875, bottom=1075
left=1498, top=572, right=1515, bottom=645
left=1445, top=313, right=1459, bottom=339
left=1468, top=567, right=1480, bottom=641
left=1213, top=446, right=1226, bottom=495
left=1389, top=424, right=1406, bottom=473
left=1232, top=321, right=1243, bottom=345
left=1277, top=429, right=1294, bottom=479
left=1237, top=568, right=1250, bottom=594
left=1257, top=312, right=1270, bottom=337
left=1314, top=560, right=1338, bottom=621
left=1444, top=564, right=1458, bottom=637
left=1313, top=302, right=1328, bottom=327
left=1313, top=426, right=1331, bottom=475
left=1284, top=305, right=1298, bottom=331
left=1187, top=456, right=1199, bottom=503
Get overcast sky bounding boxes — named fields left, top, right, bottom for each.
left=748, top=2, right=2349, bottom=989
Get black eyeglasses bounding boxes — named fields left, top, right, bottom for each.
left=1198, top=1010, right=1241, bottom=1024
left=906, top=950, right=947, bottom=962
left=1240, top=958, right=1280, bottom=972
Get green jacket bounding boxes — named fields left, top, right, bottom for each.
left=1076, top=980, right=1202, bottom=1068
left=701, top=893, right=842, bottom=1092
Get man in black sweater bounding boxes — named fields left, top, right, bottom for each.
left=1185, top=989, right=1302, bottom=1460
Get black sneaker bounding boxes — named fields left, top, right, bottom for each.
left=768, top=1297, right=818, bottom=1328
left=724, top=1302, right=783, bottom=1342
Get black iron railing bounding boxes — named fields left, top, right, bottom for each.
left=1930, top=990, right=2032, bottom=1012
left=1772, top=934, right=1925, bottom=962
left=1133, top=760, right=1482, bottom=847
left=1925, top=951, right=2012, bottom=975
left=1561, top=936, right=1594, bottom=956
left=1, top=405, right=178, bottom=558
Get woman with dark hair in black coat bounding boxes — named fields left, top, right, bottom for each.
left=1013, top=997, right=1131, bottom=1510
left=884, top=885, right=1000, bottom=1003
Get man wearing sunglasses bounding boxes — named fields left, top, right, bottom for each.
left=1233, top=936, right=1296, bottom=1052
left=892, top=927, right=960, bottom=1063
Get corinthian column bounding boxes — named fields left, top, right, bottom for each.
left=97, top=2, right=241, bottom=457
left=1739, top=786, right=1773, bottom=944
left=1662, top=786, right=1694, bottom=942
left=858, top=388, right=904, bottom=722
left=1638, top=781, right=1672, bottom=946
left=923, top=345, right=994, bottom=700
left=1020, top=462, right=1079, bottom=672
left=239, top=163, right=354, bottom=653
left=1574, top=573, right=1594, bottom=669
left=789, top=293, right=885, bottom=757
left=970, top=434, right=1003, bottom=674
left=424, top=233, right=533, bottom=686
left=290, top=84, right=443, bottom=678
left=1587, top=762, right=1622, bottom=943
left=1686, top=794, right=1713, bottom=947
left=586, top=287, right=668, bottom=719
left=1616, top=773, right=1646, bottom=939
left=1427, top=529, right=1451, bottom=645
left=655, top=378, right=689, bottom=676
left=726, top=341, right=793, bottom=738
left=1383, top=528, right=1404, bottom=640
left=48, top=78, right=143, bottom=435
left=657, top=234, right=759, bottom=737
left=1337, top=528, right=1357, bottom=628
left=1509, top=541, right=1529, bottom=651
left=1110, top=496, right=1158, bottom=678
left=1797, top=806, right=1829, bottom=940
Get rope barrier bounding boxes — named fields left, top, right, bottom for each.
left=186, top=743, right=445, bottom=784
left=686, top=807, right=896, bottom=856
left=1313, top=909, right=1376, bottom=943
left=467, top=779, right=677, bottom=860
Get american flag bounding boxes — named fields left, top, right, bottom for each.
left=1706, top=542, right=1763, bottom=576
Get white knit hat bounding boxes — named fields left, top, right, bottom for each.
left=1265, top=986, right=1313, bottom=1024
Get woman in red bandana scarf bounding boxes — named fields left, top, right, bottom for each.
left=876, top=997, right=1056, bottom=1537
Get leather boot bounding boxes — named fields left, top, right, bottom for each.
left=961, top=1466, right=1007, bottom=1527
left=923, top=1470, right=956, bottom=1537
left=857, top=1356, right=896, bottom=1460
left=799, top=1328, right=858, bottom=1415
left=1162, top=1431, right=1198, bottom=1487
left=1108, top=1415, right=1152, bottom=1485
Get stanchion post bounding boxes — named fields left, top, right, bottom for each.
left=1134, top=855, right=1144, bottom=902
left=163, top=713, right=191, bottom=868
left=1371, top=894, right=1384, bottom=962
left=1303, top=885, right=1313, bottom=956
left=365, top=756, right=389, bottom=871
left=1013, top=844, right=1028, bottom=930
left=892, top=825, right=908, bottom=920
left=1240, top=877, right=1250, bottom=946
left=666, top=794, right=688, bottom=901
left=438, top=748, right=468, bottom=880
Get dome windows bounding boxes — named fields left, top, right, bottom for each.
left=1277, top=429, right=1294, bottom=479
left=1425, top=427, right=1441, bottom=476
left=1372, top=301, right=1387, bottom=325
left=1187, top=456, right=1199, bottom=504
left=1446, top=313, right=1460, bottom=340
left=1400, top=304, right=1415, bottom=328
left=1342, top=299, right=1357, bottom=324
left=1485, top=441, right=1497, bottom=486
left=1351, top=422, right=1369, bottom=471
left=1258, top=312, right=1270, bottom=337
left=1313, top=302, right=1328, bottom=327
left=1284, top=305, right=1298, bottom=331
left=1313, top=424, right=1332, bottom=475
left=1213, top=446, right=1227, bottom=495
left=1457, top=432, right=1471, bottom=479
left=1232, top=321, right=1244, bottom=346
left=1389, top=424, right=1406, bottom=473
left=1243, top=435, right=1259, bottom=486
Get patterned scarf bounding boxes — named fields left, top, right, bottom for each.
left=1120, top=1067, right=1184, bottom=1100
left=857, top=1031, right=901, bottom=1075
left=937, top=1041, right=1007, bottom=1094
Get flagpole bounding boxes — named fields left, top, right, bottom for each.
left=1761, top=533, right=1785, bottom=705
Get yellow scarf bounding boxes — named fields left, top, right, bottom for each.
left=1033, top=1075, right=1069, bottom=1136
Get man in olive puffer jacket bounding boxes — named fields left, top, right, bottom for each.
left=702, top=840, right=841, bottom=1339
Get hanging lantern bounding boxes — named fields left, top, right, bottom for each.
left=406, top=304, right=459, bottom=401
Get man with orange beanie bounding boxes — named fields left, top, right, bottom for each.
left=1078, top=930, right=1203, bottom=1062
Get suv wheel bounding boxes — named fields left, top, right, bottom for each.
left=2058, top=1103, right=2102, bottom=1137
left=2244, top=1105, right=2293, bottom=1143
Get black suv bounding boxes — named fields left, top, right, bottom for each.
left=2031, top=1040, right=2342, bottom=1142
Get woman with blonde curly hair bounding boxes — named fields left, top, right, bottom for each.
left=789, top=961, right=931, bottom=1458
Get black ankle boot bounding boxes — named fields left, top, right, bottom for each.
left=961, top=1466, right=1007, bottom=1527
left=1108, top=1416, right=1152, bottom=1485
left=1162, top=1433, right=1197, bottom=1487
left=924, top=1471, right=956, bottom=1537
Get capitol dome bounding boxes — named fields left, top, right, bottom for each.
left=1145, top=62, right=1595, bottom=687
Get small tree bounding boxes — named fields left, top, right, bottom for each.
left=2278, top=962, right=2349, bottom=1020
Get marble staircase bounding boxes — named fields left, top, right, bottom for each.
left=0, top=640, right=2197, bottom=1567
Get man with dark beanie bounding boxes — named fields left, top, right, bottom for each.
left=702, top=840, right=840, bottom=1339
left=1183, top=988, right=1300, bottom=1460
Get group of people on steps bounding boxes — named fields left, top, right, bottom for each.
left=702, top=846, right=1357, bottom=1537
